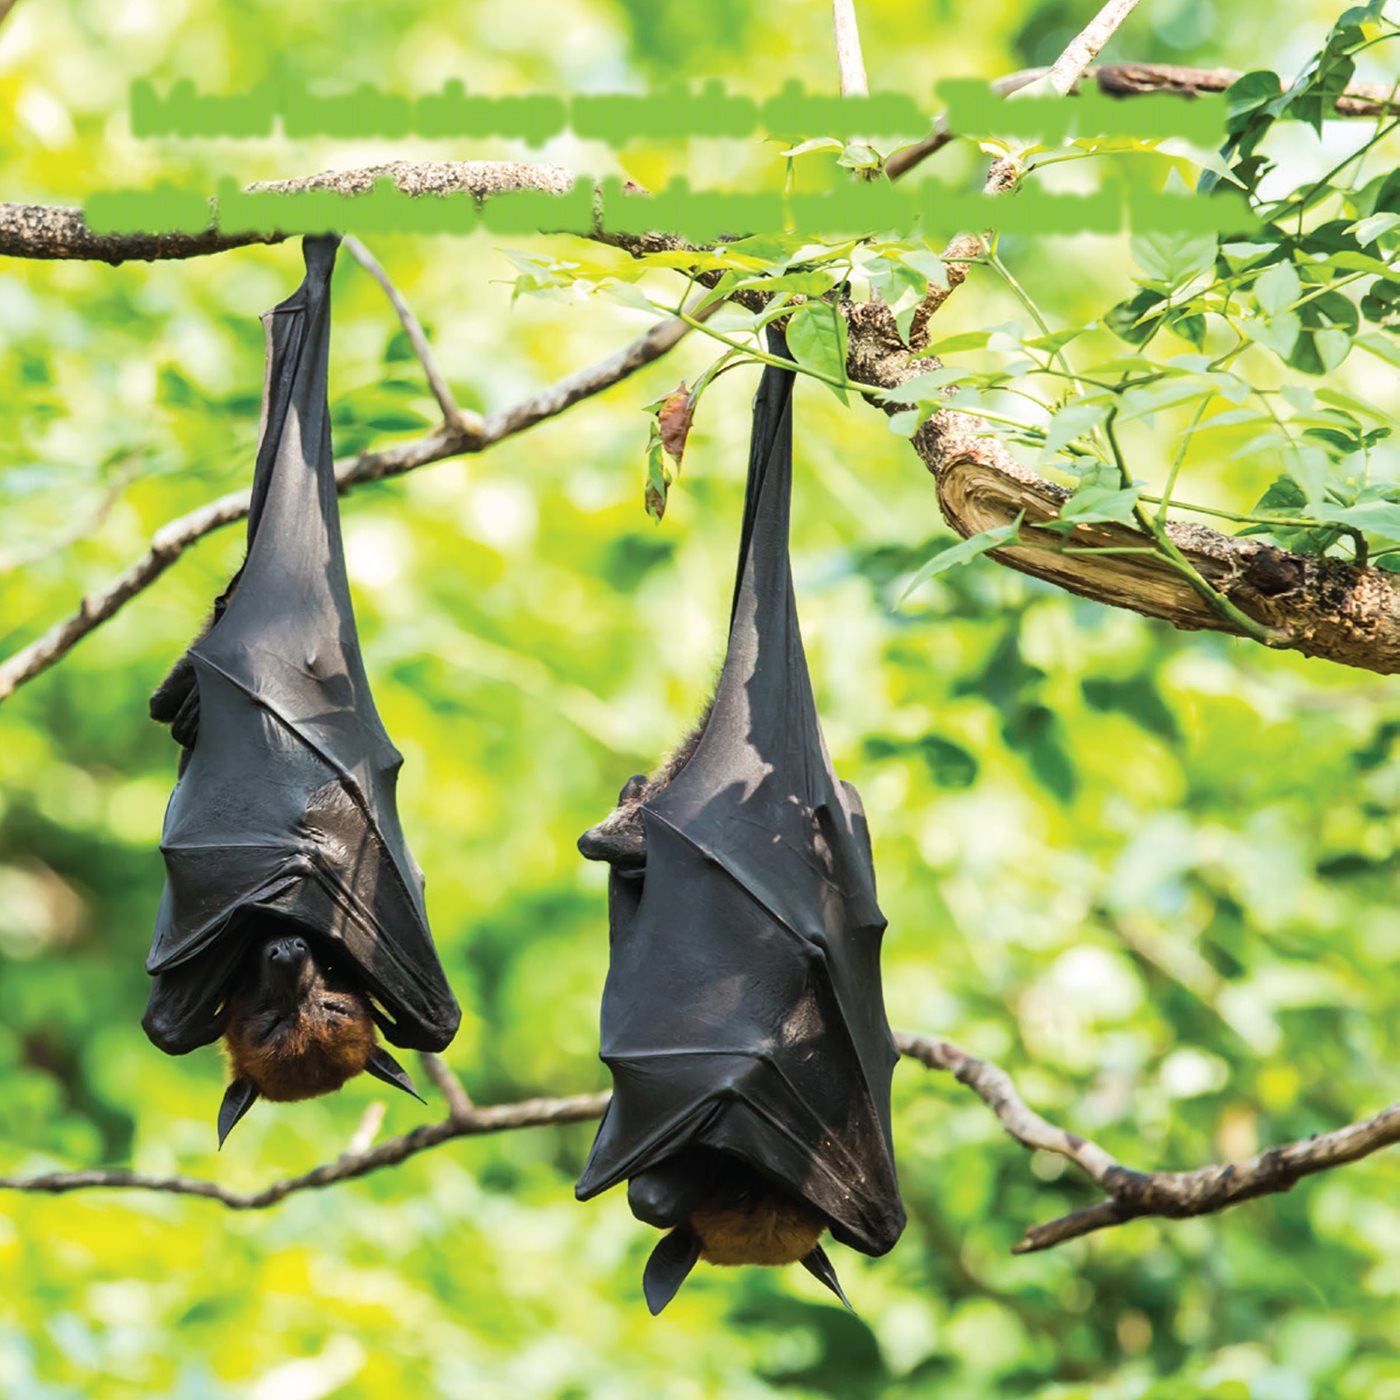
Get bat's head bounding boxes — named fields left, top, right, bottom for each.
left=579, top=701, right=713, bottom=871
left=217, top=928, right=423, bottom=1146
left=577, top=773, right=650, bottom=870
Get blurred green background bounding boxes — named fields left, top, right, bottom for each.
left=2, top=1, right=1398, bottom=1396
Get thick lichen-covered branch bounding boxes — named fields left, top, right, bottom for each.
left=844, top=297, right=1400, bottom=676
left=0, top=161, right=575, bottom=262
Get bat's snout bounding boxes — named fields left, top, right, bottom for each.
left=577, top=817, right=647, bottom=868
left=264, top=935, right=310, bottom=969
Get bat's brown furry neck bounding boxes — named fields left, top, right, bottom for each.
left=223, top=931, right=377, bottom=1102
left=676, top=1153, right=826, bottom=1267
left=689, top=1190, right=826, bottom=1267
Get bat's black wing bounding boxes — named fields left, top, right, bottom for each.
left=576, top=331, right=905, bottom=1258
left=143, top=236, right=460, bottom=1056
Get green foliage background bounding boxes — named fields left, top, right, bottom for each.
left=1, top=1, right=1398, bottom=1397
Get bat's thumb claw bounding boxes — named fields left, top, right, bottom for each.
left=217, top=1078, right=259, bottom=1148
left=365, top=1048, right=424, bottom=1103
left=801, top=1246, right=853, bottom=1312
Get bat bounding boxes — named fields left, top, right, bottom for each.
left=575, top=329, right=905, bottom=1314
left=143, top=235, right=461, bottom=1144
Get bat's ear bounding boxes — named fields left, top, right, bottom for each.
left=618, top=773, right=648, bottom=804
left=800, top=1246, right=853, bottom=1312
left=365, top=1047, right=426, bottom=1103
left=218, top=1078, right=259, bottom=1149
left=643, top=1227, right=701, bottom=1316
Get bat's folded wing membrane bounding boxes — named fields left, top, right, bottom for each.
left=145, top=237, right=459, bottom=1056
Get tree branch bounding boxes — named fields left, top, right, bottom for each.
left=896, top=1035, right=1400, bottom=1254
left=419, top=1052, right=474, bottom=1121
left=1045, top=0, right=1141, bottom=96
left=844, top=300, right=1400, bottom=674
left=343, top=1101, right=387, bottom=1157
left=884, top=64, right=1400, bottom=180
left=0, top=161, right=575, bottom=262
left=341, top=234, right=473, bottom=432
left=4, top=61, right=1393, bottom=262
left=831, top=0, right=869, bottom=99
left=3, top=1033, right=1393, bottom=1261
left=0, top=1089, right=612, bottom=1208
left=1084, top=62, right=1400, bottom=117
left=1014, top=1106, right=1400, bottom=1252
left=0, top=303, right=705, bottom=702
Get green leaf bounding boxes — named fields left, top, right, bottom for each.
left=786, top=301, right=849, bottom=401
left=1360, top=279, right=1400, bottom=332
left=1105, top=289, right=1166, bottom=346
left=877, top=367, right=971, bottom=403
left=384, top=325, right=433, bottom=363
left=779, top=136, right=844, bottom=158
left=1057, top=482, right=1143, bottom=528
left=918, top=330, right=991, bottom=356
left=1166, top=308, right=1207, bottom=349
left=1255, top=261, right=1301, bottom=315
left=898, top=515, right=1023, bottom=602
left=1130, top=232, right=1217, bottom=288
left=1351, top=212, right=1400, bottom=247
left=865, top=734, right=979, bottom=788
left=1042, top=400, right=1111, bottom=456
left=1082, top=676, right=1179, bottom=742
left=1314, top=499, right=1400, bottom=544
left=901, top=250, right=949, bottom=290
left=918, top=736, right=979, bottom=787
left=1118, top=380, right=1211, bottom=422
left=1024, top=327, right=1085, bottom=355
left=837, top=142, right=883, bottom=171
left=644, top=422, right=672, bottom=522
left=1287, top=291, right=1360, bottom=374
left=1224, top=70, right=1286, bottom=126
left=1250, top=310, right=1302, bottom=358
left=1357, top=330, right=1400, bottom=366
left=733, top=271, right=840, bottom=298
left=601, top=280, right=659, bottom=314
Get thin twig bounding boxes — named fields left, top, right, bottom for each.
left=0, top=0, right=23, bottom=30
left=419, top=1053, right=474, bottom=1120
left=1045, top=0, right=1142, bottom=96
left=831, top=0, right=869, bottom=99
left=885, top=60, right=1400, bottom=182
left=893, top=1035, right=1400, bottom=1253
left=0, top=1090, right=613, bottom=1209
left=0, top=304, right=706, bottom=702
left=2, top=1033, right=1395, bottom=1257
left=344, top=1101, right=386, bottom=1157
left=342, top=234, right=471, bottom=431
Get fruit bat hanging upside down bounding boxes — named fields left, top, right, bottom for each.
left=143, top=237, right=460, bottom=1145
left=575, top=331, right=906, bottom=1314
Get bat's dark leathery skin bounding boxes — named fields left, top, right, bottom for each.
left=144, top=237, right=460, bottom=1131
left=576, top=329, right=905, bottom=1312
